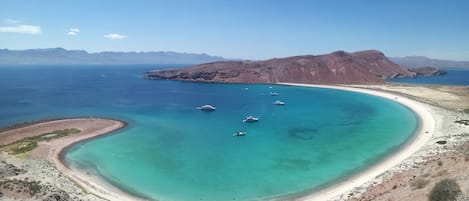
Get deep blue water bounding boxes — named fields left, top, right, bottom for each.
left=389, top=69, right=469, bottom=85
left=0, top=65, right=417, bottom=201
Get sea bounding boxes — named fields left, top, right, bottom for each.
left=0, top=65, right=418, bottom=201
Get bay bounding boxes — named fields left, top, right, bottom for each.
left=0, top=65, right=417, bottom=200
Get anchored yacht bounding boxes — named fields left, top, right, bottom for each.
left=196, top=104, right=216, bottom=111
left=274, top=100, right=285, bottom=105
left=233, top=131, right=247, bottom=137
left=243, top=115, right=259, bottom=122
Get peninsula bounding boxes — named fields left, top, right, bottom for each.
left=0, top=118, right=137, bottom=201
left=145, top=50, right=419, bottom=84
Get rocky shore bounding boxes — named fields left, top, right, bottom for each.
left=0, top=154, right=106, bottom=201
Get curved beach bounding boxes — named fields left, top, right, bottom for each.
left=280, top=83, right=436, bottom=201
left=0, top=85, right=440, bottom=201
left=0, top=118, right=144, bottom=201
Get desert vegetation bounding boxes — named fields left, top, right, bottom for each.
left=0, top=128, right=80, bottom=155
left=428, top=179, right=463, bottom=201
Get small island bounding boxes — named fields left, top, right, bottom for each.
left=410, top=66, right=447, bottom=77
left=144, top=50, right=445, bottom=85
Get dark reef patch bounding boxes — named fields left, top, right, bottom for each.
left=289, top=128, right=318, bottom=141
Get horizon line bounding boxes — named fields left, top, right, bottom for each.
left=2, top=47, right=469, bottom=62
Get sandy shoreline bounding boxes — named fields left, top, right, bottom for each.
left=0, top=118, right=147, bottom=201
left=1, top=84, right=466, bottom=201
left=44, top=119, right=147, bottom=201
left=278, top=83, right=436, bottom=200
left=340, top=85, right=469, bottom=201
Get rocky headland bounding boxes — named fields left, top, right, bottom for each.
left=145, top=50, right=419, bottom=84
left=410, top=66, right=447, bottom=77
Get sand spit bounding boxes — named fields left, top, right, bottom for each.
left=0, top=118, right=146, bottom=201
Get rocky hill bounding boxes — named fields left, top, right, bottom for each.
left=144, top=50, right=415, bottom=84
left=390, top=56, right=469, bottom=69
left=0, top=48, right=225, bottom=65
left=409, top=66, right=447, bottom=77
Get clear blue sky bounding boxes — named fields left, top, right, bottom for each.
left=1, top=0, right=468, bottom=60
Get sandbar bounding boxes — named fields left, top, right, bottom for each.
left=0, top=118, right=146, bottom=201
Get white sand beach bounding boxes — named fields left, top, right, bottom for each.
left=0, top=118, right=146, bottom=201
left=278, top=83, right=436, bottom=200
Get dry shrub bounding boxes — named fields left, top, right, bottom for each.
left=428, top=179, right=462, bottom=201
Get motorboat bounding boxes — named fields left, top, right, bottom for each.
left=233, top=131, right=247, bottom=137
left=243, top=115, right=259, bottom=122
left=274, top=100, right=285, bottom=105
left=196, top=104, right=216, bottom=111
left=270, top=92, right=279, bottom=96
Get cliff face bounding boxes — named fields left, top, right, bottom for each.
left=145, top=50, right=415, bottom=84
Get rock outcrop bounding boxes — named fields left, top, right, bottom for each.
left=410, top=66, right=447, bottom=77
left=145, top=50, right=415, bottom=84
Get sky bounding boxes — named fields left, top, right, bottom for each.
left=1, top=0, right=469, bottom=60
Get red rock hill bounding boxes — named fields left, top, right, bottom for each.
left=145, top=50, right=415, bottom=84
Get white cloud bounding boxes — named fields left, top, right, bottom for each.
left=70, top=28, right=80, bottom=33
left=104, top=33, right=126, bottom=40
left=4, top=18, right=20, bottom=24
left=67, top=28, right=80, bottom=36
left=0, top=25, right=41, bottom=34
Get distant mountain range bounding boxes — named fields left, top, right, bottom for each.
left=145, top=50, right=418, bottom=85
left=0, top=48, right=226, bottom=65
left=390, top=56, right=469, bottom=69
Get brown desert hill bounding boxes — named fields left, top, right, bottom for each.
left=144, top=50, right=416, bottom=84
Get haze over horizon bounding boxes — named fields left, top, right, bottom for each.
left=1, top=0, right=468, bottom=61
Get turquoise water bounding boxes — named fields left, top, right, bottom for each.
left=0, top=65, right=417, bottom=201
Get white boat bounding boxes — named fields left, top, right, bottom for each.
left=196, top=104, right=216, bottom=111
left=243, top=115, right=259, bottom=122
left=274, top=100, right=285, bottom=105
left=233, top=131, right=247, bottom=137
left=270, top=92, right=279, bottom=96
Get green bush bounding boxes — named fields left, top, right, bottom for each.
left=0, top=128, right=80, bottom=154
left=429, top=179, right=462, bottom=201
left=11, top=141, right=38, bottom=155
